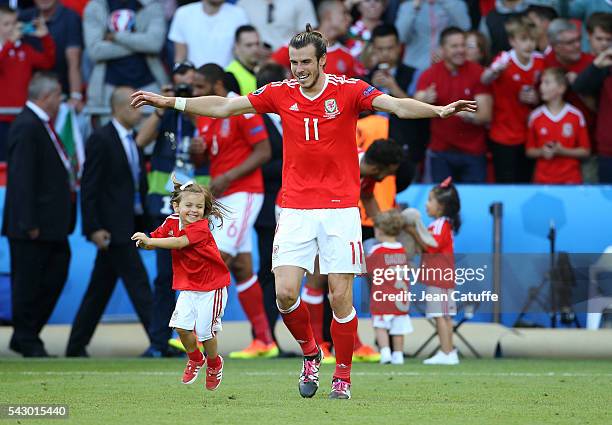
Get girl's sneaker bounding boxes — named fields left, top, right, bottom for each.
left=205, top=355, right=224, bottom=391
left=182, top=359, right=204, bottom=384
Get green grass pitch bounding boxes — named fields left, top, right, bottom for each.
left=1, top=358, right=610, bottom=424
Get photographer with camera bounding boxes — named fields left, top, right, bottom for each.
left=136, top=61, right=210, bottom=357
left=0, top=5, right=55, bottom=161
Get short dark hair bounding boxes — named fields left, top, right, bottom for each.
left=224, top=72, right=240, bottom=94
left=586, top=12, right=612, bottom=35
left=256, top=63, right=286, bottom=88
left=439, top=26, right=465, bottom=46
left=289, top=23, right=327, bottom=60
left=371, top=24, right=399, bottom=42
left=364, top=139, right=404, bottom=167
left=196, top=63, right=226, bottom=85
left=235, top=24, right=258, bottom=43
left=543, top=67, right=568, bottom=87
left=527, top=5, right=558, bottom=22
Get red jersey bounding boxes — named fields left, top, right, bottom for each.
left=0, top=35, right=56, bottom=122
left=271, top=43, right=365, bottom=77
left=527, top=104, right=590, bottom=184
left=196, top=98, right=268, bottom=196
left=416, top=61, right=489, bottom=155
left=421, top=217, right=455, bottom=289
left=150, top=214, right=230, bottom=292
left=489, top=50, right=544, bottom=145
left=543, top=51, right=595, bottom=133
left=247, top=74, right=383, bottom=209
left=367, top=242, right=410, bottom=315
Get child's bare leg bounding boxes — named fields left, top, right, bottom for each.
left=375, top=328, right=390, bottom=349
left=391, top=335, right=404, bottom=353
left=202, top=335, right=219, bottom=360
left=436, top=317, right=453, bottom=353
left=176, top=328, right=198, bottom=353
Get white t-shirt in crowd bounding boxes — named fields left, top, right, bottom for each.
left=237, top=0, right=317, bottom=51
left=168, top=2, right=249, bottom=67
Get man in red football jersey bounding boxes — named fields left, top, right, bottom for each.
left=131, top=25, right=476, bottom=400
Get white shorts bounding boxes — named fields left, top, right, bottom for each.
left=372, top=314, right=414, bottom=335
left=169, top=288, right=228, bottom=341
left=272, top=207, right=365, bottom=275
left=425, top=286, right=457, bottom=318
left=211, top=192, right=263, bottom=257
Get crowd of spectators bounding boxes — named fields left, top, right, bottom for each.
left=2, top=0, right=612, bottom=357
left=1, top=0, right=611, bottom=185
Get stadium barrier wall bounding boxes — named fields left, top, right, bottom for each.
left=1, top=184, right=611, bottom=327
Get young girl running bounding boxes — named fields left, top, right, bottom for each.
left=406, top=177, right=461, bottom=365
left=132, top=177, right=230, bottom=390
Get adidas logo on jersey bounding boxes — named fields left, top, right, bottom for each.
left=289, top=103, right=299, bottom=112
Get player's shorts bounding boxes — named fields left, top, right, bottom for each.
left=425, top=286, right=457, bottom=318
left=372, top=314, right=414, bottom=335
left=272, top=207, right=365, bottom=275
left=169, top=287, right=228, bottom=341
left=211, top=192, right=263, bottom=257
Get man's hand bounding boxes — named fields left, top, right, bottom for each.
left=438, top=100, right=478, bottom=118
left=27, top=228, right=40, bottom=240
left=91, top=229, right=111, bottom=250
left=209, top=174, right=232, bottom=197
left=10, top=23, right=23, bottom=42
left=131, top=91, right=172, bottom=109
left=594, top=48, right=612, bottom=69
left=131, top=232, right=152, bottom=249
left=421, top=83, right=437, bottom=104
left=68, top=98, right=84, bottom=112
left=189, top=136, right=207, bottom=166
left=566, top=72, right=578, bottom=85
left=33, top=17, right=49, bottom=38
left=542, top=142, right=558, bottom=160
left=372, top=69, right=397, bottom=91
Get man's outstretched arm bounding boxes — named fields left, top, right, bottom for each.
left=371, top=94, right=477, bottom=119
left=131, top=91, right=256, bottom=118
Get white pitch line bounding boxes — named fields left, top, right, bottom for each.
left=0, top=371, right=610, bottom=378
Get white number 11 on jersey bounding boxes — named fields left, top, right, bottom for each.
left=304, top=118, right=319, bottom=141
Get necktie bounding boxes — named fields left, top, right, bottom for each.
left=126, top=132, right=143, bottom=215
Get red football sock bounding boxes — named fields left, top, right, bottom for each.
left=279, top=298, right=318, bottom=356
left=301, top=285, right=325, bottom=345
left=331, top=308, right=357, bottom=383
left=188, top=349, right=203, bottom=363
left=353, top=331, right=364, bottom=350
left=207, top=354, right=221, bottom=368
left=237, top=275, right=274, bottom=345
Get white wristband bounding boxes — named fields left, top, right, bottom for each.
left=174, top=97, right=187, bottom=111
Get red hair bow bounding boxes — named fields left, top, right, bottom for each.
left=439, top=176, right=452, bottom=188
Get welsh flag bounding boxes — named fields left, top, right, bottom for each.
left=54, top=103, right=85, bottom=183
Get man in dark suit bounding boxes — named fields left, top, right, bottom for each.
left=2, top=72, right=76, bottom=357
left=367, top=24, right=429, bottom=190
left=66, top=86, right=152, bottom=357
left=253, top=63, right=286, bottom=346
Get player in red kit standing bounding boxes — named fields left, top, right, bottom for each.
left=131, top=25, right=476, bottom=400
left=192, top=64, right=276, bottom=358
